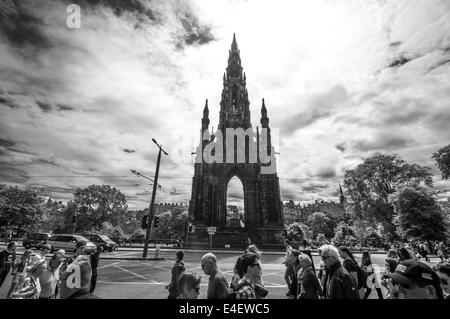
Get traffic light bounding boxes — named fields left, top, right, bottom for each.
left=141, top=215, right=148, bottom=229
left=188, top=223, right=193, bottom=232
left=153, top=216, right=160, bottom=228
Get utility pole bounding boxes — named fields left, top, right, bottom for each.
left=142, top=138, right=168, bottom=258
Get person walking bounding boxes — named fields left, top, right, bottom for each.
left=386, top=259, right=443, bottom=299
left=299, top=240, right=315, bottom=272
left=361, top=250, right=383, bottom=299
left=283, top=245, right=294, bottom=297
left=296, top=253, right=323, bottom=299
left=419, top=243, right=430, bottom=263
left=9, top=260, right=46, bottom=299
left=435, top=262, right=450, bottom=299
left=177, top=272, right=201, bottom=299
left=166, top=250, right=186, bottom=299
left=7, top=249, right=32, bottom=298
left=48, top=250, right=65, bottom=273
left=338, top=246, right=365, bottom=298
left=201, top=253, right=229, bottom=299
left=230, top=251, right=268, bottom=299
left=286, top=249, right=301, bottom=298
left=0, top=241, right=17, bottom=288
left=89, top=246, right=103, bottom=293
left=319, top=244, right=359, bottom=299
left=234, top=253, right=261, bottom=299
left=48, top=249, right=65, bottom=298
left=37, top=261, right=56, bottom=299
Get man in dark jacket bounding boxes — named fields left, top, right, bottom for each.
left=319, top=244, right=359, bottom=299
left=166, top=250, right=186, bottom=299
left=0, top=241, right=16, bottom=288
left=89, top=245, right=103, bottom=293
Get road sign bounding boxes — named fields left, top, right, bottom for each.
left=207, top=226, right=216, bottom=234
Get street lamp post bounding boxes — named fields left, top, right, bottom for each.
left=142, top=138, right=168, bottom=258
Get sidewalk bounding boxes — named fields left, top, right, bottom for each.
left=0, top=243, right=399, bottom=261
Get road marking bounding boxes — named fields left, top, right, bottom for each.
left=138, top=263, right=172, bottom=272
left=113, top=265, right=148, bottom=280
left=98, top=261, right=123, bottom=269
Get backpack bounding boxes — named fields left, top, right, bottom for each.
left=356, top=265, right=368, bottom=289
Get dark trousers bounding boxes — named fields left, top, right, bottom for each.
left=90, top=273, right=97, bottom=293
left=0, top=267, right=10, bottom=287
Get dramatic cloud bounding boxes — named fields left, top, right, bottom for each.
left=1, top=0, right=449, bottom=209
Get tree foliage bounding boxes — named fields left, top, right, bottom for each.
left=332, top=221, right=356, bottom=245
left=432, top=144, right=450, bottom=180
left=344, top=154, right=433, bottom=237
left=88, top=221, right=127, bottom=243
left=286, top=222, right=307, bottom=248
left=388, top=186, right=448, bottom=242
left=73, top=185, right=128, bottom=231
left=0, top=185, right=46, bottom=229
left=308, top=211, right=336, bottom=239
left=151, top=206, right=188, bottom=240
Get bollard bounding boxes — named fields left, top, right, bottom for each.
left=154, top=244, right=160, bottom=259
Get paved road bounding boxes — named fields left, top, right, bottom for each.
left=0, top=246, right=442, bottom=299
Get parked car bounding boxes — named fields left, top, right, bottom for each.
left=46, top=234, right=96, bottom=253
left=80, top=233, right=117, bottom=252
left=22, top=232, right=51, bottom=249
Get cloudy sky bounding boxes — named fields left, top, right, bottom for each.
left=1, top=0, right=449, bottom=210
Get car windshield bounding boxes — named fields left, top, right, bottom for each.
left=74, top=235, right=89, bottom=241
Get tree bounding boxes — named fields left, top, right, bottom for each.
left=432, top=144, right=450, bottom=179
left=0, top=185, right=46, bottom=229
left=332, top=221, right=356, bottom=246
left=308, top=212, right=336, bottom=239
left=72, top=185, right=128, bottom=231
left=91, top=222, right=126, bottom=243
left=388, top=186, right=448, bottom=245
left=150, top=206, right=188, bottom=240
left=344, top=154, right=433, bottom=239
left=40, top=199, right=66, bottom=232
left=150, top=211, right=172, bottom=239
left=285, top=222, right=307, bottom=248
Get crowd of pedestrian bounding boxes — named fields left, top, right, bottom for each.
left=163, top=239, right=449, bottom=300
left=0, top=241, right=102, bottom=299
left=2, top=238, right=449, bottom=300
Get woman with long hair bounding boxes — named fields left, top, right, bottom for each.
left=296, top=253, right=323, bottom=299
left=361, top=250, right=383, bottom=299
left=338, top=246, right=365, bottom=298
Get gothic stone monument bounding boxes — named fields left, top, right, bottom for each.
left=188, top=34, right=284, bottom=249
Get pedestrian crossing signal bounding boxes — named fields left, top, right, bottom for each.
left=154, top=216, right=160, bottom=228
left=141, top=215, right=148, bottom=229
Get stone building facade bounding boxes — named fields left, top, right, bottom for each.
left=188, top=34, right=284, bottom=247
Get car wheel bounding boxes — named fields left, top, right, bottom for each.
left=108, top=247, right=113, bottom=252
